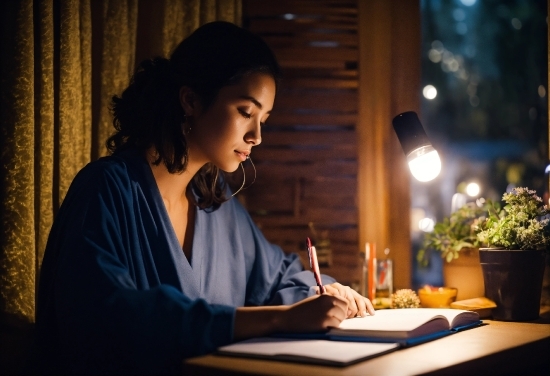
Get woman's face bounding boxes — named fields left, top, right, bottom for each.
left=184, top=72, right=276, bottom=172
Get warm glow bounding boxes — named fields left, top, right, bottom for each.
left=410, top=208, right=426, bottom=233
left=465, top=182, right=480, bottom=197
left=418, top=217, right=435, bottom=232
left=423, top=85, right=437, bottom=99
left=407, top=146, right=441, bottom=182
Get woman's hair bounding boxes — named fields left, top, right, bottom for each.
left=107, top=21, right=281, bottom=209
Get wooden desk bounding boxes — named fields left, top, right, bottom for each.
left=184, top=320, right=550, bottom=375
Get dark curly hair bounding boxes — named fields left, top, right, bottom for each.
left=107, top=21, right=281, bottom=210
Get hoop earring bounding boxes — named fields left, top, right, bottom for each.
left=183, top=114, right=192, bottom=135
left=231, top=156, right=257, bottom=197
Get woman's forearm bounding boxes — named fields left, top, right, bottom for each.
left=233, top=305, right=287, bottom=341
left=232, top=294, right=349, bottom=342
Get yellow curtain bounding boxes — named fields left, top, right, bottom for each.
left=1, top=0, right=38, bottom=329
left=0, top=0, right=241, bottom=370
left=95, top=0, right=138, bottom=159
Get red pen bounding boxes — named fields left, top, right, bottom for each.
left=307, top=237, right=326, bottom=294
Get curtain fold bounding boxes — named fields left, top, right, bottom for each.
left=0, top=0, right=242, bottom=330
left=96, top=0, right=138, bottom=158
left=57, top=0, right=92, bottom=204
left=35, top=0, right=55, bottom=290
left=0, top=0, right=36, bottom=325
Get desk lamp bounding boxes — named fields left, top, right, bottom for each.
left=392, top=111, right=441, bottom=182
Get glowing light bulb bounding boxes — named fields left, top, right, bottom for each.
left=423, top=85, right=437, bottom=99
left=392, top=112, right=442, bottom=182
left=418, top=217, right=435, bottom=232
left=465, top=182, right=480, bottom=197
left=407, top=145, right=441, bottom=182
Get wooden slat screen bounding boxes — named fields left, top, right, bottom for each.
left=241, top=0, right=361, bottom=286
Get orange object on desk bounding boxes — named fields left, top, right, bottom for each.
left=418, top=285, right=458, bottom=308
left=366, top=243, right=376, bottom=301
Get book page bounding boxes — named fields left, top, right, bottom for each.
left=333, top=308, right=479, bottom=338
left=425, top=308, right=480, bottom=328
left=217, top=337, right=399, bottom=366
left=337, top=309, right=450, bottom=331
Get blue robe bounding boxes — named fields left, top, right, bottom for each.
left=35, top=149, right=335, bottom=374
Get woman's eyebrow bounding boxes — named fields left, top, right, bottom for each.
left=240, top=95, right=267, bottom=111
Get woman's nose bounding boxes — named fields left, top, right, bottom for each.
left=245, top=124, right=262, bottom=146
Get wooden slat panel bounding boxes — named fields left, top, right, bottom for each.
left=252, top=0, right=355, bottom=4
left=261, top=131, right=356, bottom=146
left=248, top=19, right=357, bottom=34
left=278, top=60, right=346, bottom=69
left=246, top=3, right=357, bottom=17
left=267, top=113, right=356, bottom=126
left=274, top=47, right=357, bottom=62
left=292, top=246, right=361, bottom=262
left=282, top=69, right=358, bottom=79
left=253, top=161, right=358, bottom=178
left=247, top=194, right=356, bottom=213
left=303, top=178, right=356, bottom=196
left=243, top=0, right=362, bottom=288
left=247, top=176, right=357, bottom=196
left=278, top=78, right=358, bottom=89
left=274, top=91, right=357, bottom=112
left=251, top=209, right=357, bottom=226
left=260, top=227, right=359, bottom=244
left=253, top=145, right=357, bottom=162
left=261, top=34, right=358, bottom=48
left=301, top=194, right=356, bottom=208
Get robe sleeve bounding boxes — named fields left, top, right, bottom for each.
left=232, top=200, right=336, bottom=306
left=37, top=161, right=235, bottom=374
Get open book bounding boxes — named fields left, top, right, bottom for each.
left=277, top=308, right=481, bottom=346
left=217, top=309, right=481, bottom=366
left=330, top=308, right=480, bottom=341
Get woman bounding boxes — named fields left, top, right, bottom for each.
left=35, top=21, right=374, bottom=374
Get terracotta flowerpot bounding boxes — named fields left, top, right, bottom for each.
left=479, top=248, right=546, bottom=321
left=442, top=248, right=484, bottom=301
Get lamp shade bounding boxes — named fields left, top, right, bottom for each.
left=392, top=111, right=441, bottom=182
left=392, top=111, right=431, bottom=156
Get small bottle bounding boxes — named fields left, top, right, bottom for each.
left=361, top=243, right=376, bottom=301
left=375, top=248, right=393, bottom=298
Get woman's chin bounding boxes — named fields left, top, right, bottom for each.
left=217, top=163, right=240, bottom=173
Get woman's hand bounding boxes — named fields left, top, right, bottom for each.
left=277, top=294, right=349, bottom=333
left=316, top=282, right=375, bottom=318
left=233, top=294, right=348, bottom=341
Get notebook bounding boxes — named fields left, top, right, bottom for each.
left=217, top=337, right=399, bottom=366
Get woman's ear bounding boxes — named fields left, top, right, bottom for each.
left=179, top=86, right=199, bottom=116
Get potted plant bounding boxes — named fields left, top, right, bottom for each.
left=417, top=201, right=491, bottom=300
left=476, top=187, right=550, bottom=321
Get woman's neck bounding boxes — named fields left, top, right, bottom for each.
left=145, top=148, right=202, bottom=205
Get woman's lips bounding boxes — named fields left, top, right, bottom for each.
left=235, top=150, right=249, bottom=162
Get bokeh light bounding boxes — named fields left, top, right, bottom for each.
left=465, top=182, right=480, bottom=197
left=423, top=85, right=437, bottom=99
left=418, top=217, right=435, bottom=233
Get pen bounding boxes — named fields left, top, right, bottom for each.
left=307, top=237, right=326, bottom=294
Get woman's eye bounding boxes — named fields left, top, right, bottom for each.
left=239, top=110, right=251, bottom=119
